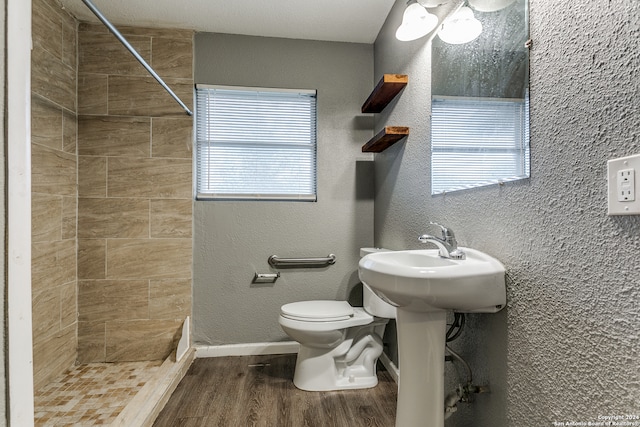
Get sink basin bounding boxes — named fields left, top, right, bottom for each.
left=358, top=248, right=506, bottom=427
left=358, top=248, right=505, bottom=313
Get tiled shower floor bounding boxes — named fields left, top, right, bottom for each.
left=34, top=360, right=163, bottom=426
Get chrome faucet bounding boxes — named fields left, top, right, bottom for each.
left=418, top=222, right=466, bottom=260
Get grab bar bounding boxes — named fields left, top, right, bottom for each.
left=80, top=0, right=193, bottom=116
left=268, top=254, right=336, bottom=267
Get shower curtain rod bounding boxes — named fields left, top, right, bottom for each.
left=80, top=0, right=194, bottom=116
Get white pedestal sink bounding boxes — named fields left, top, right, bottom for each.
left=358, top=248, right=505, bottom=427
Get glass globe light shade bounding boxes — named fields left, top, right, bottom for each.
left=437, top=6, right=483, bottom=44
left=395, top=3, right=439, bottom=42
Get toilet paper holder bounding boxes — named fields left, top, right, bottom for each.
left=253, top=272, right=280, bottom=283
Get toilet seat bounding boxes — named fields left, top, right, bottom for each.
left=279, top=306, right=374, bottom=332
left=281, top=300, right=354, bottom=322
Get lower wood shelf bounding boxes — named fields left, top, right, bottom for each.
left=362, top=126, right=410, bottom=153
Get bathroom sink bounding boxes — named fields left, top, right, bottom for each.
left=358, top=247, right=506, bottom=426
left=358, top=248, right=505, bottom=313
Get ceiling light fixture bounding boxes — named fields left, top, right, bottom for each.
left=395, top=1, right=439, bottom=42
left=437, top=6, right=483, bottom=44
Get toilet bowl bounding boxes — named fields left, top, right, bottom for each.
left=278, top=248, right=396, bottom=391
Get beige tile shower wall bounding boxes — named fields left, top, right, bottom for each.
left=77, top=23, right=193, bottom=363
left=31, top=0, right=79, bottom=390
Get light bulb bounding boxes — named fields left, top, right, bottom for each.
left=395, top=3, right=439, bottom=42
left=437, top=6, right=483, bottom=44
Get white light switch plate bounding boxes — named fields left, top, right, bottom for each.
left=608, top=154, right=640, bottom=215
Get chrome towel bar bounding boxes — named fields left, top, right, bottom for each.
left=268, top=254, right=336, bottom=267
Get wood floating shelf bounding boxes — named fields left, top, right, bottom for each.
left=361, top=74, right=408, bottom=113
left=362, top=126, right=410, bottom=153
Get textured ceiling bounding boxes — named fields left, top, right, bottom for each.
left=58, top=0, right=397, bottom=43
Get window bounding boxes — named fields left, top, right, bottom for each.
left=431, top=95, right=530, bottom=194
left=195, top=85, right=317, bottom=201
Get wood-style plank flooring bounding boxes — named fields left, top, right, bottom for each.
left=153, top=354, right=398, bottom=427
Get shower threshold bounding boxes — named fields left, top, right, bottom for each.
left=34, top=349, right=194, bottom=426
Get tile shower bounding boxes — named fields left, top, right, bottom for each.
left=31, top=0, right=194, bottom=422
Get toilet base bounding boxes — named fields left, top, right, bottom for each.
left=293, top=352, right=380, bottom=392
left=295, top=374, right=378, bottom=391
left=292, top=326, right=385, bottom=392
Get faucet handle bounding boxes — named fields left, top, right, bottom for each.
left=429, top=222, right=454, bottom=240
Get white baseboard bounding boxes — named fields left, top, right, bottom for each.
left=195, top=341, right=300, bottom=358
left=379, top=352, right=400, bottom=383
left=196, top=342, right=399, bottom=384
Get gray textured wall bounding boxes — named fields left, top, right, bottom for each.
left=1, top=0, right=6, bottom=422
left=374, top=0, right=639, bottom=425
left=193, top=33, right=375, bottom=345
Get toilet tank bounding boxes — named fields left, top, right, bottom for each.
left=360, top=248, right=397, bottom=319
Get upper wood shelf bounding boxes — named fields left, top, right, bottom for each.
left=361, top=74, right=408, bottom=113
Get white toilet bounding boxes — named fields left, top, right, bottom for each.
left=278, top=248, right=396, bottom=391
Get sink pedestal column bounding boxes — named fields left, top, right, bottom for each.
left=395, top=309, right=446, bottom=427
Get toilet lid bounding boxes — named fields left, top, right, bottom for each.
left=281, top=300, right=354, bottom=322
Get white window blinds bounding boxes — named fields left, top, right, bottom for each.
left=431, top=95, right=530, bottom=194
left=195, top=85, right=317, bottom=201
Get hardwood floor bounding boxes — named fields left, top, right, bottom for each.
left=153, top=354, right=398, bottom=427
